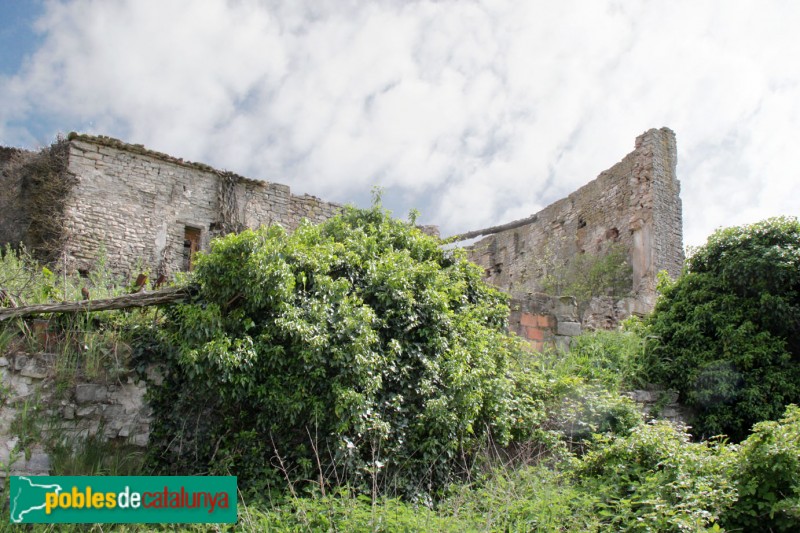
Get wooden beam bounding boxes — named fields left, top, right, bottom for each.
left=446, top=214, right=539, bottom=243
left=0, top=286, right=190, bottom=321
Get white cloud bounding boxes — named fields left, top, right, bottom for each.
left=1, top=0, right=799, bottom=246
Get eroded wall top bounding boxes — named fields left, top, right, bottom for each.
left=465, top=127, right=683, bottom=315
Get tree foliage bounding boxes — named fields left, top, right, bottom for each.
left=647, top=217, right=800, bottom=440
left=146, top=205, right=519, bottom=497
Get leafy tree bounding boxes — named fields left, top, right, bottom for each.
left=146, top=205, right=519, bottom=497
left=647, top=217, right=800, bottom=440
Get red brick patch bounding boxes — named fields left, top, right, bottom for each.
left=525, top=327, right=545, bottom=341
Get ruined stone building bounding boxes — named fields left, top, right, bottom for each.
left=0, top=133, right=340, bottom=277
left=464, top=128, right=682, bottom=301
left=0, top=127, right=683, bottom=340
left=0, top=127, right=685, bottom=477
left=460, top=127, right=683, bottom=346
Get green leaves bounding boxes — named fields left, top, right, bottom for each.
left=147, top=204, right=519, bottom=497
left=648, top=217, right=800, bottom=441
left=722, top=404, right=800, bottom=531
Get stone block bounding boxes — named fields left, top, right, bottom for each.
left=554, top=296, right=578, bottom=322
left=75, top=384, right=108, bottom=404
left=26, top=448, right=51, bottom=475
left=13, top=355, right=28, bottom=371
left=76, top=406, right=96, bottom=417
left=556, top=321, right=582, bottom=337
left=0, top=356, right=8, bottom=367
left=629, top=390, right=655, bottom=403
left=19, top=357, right=49, bottom=379
left=554, top=336, right=571, bottom=352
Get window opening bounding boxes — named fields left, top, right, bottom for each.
left=183, top=226, right=201, bottom=271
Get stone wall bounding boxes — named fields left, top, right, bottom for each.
left=0, top=347, right=152, bottom=479
left=1, top=128, right=682, bottom=301
left=60, top=134, right=341, bottom=276
left=509, top=293, right=582, bottom=352
left=0, top=134, right=341, bottom=277
left=466, top=128, right=683, bottom=317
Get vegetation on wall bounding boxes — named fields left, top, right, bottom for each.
left=646, top=217, right=800, bottom=440
left=538, top=242, right=633, bottom=307
left=17, top=139, right=76, bottom=264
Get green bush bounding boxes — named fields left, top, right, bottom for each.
left=722, top=404, right=800, bottom=532
left=506, top=345, right=643, bottom=456
left=573, top=421, right=737, bottom=532
left=147, top=206, right=522, bottom=498
left=647, top=217, right=800, bottom=440
left=552, top=318, right=649, bottom=392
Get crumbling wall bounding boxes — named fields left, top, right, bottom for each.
left=466, top=128, right=683, bottom=318
left=509, top=293, right=582, bottom=352
left=60, top=135, right=341, bottom=276
left=0, top=348, right=153, bottom=479
left=1, top=128, right=681, bottom=309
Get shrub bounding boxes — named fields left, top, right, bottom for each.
left=573, top=421, right=737, bottom=531
left=147, top=205, right=522, bottom=498
left=722, top=404, right=800, bottom=532
left=553, top=318, right=649, bottom=392
left=647, top=217, right=800, bottom=440
left=507, top=345, right=642, bottom=453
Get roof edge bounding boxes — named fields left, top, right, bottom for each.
left=66, top=132, right=266, bottom=186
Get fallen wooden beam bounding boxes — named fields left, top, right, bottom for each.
left=446, top=214, right=539, bottom=243
left=0, top=286, right=190, bottom=321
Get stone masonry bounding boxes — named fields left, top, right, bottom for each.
left=0, top=128, right=682, bottom=321
left=62, top=134, right=341, bottom=276
left=466, top=128, right=683, bottom=317
left=0, top=349, right=152, bottom=479
left=0, top=134, right=341, bottom=277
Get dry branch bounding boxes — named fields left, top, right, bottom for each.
left=0, top=286, right=190, bottom=321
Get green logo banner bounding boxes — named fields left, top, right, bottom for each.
left=9, top=476, right=237, bottom=524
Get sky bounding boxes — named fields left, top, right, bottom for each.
left=1, top=0, right=799, bottom=248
